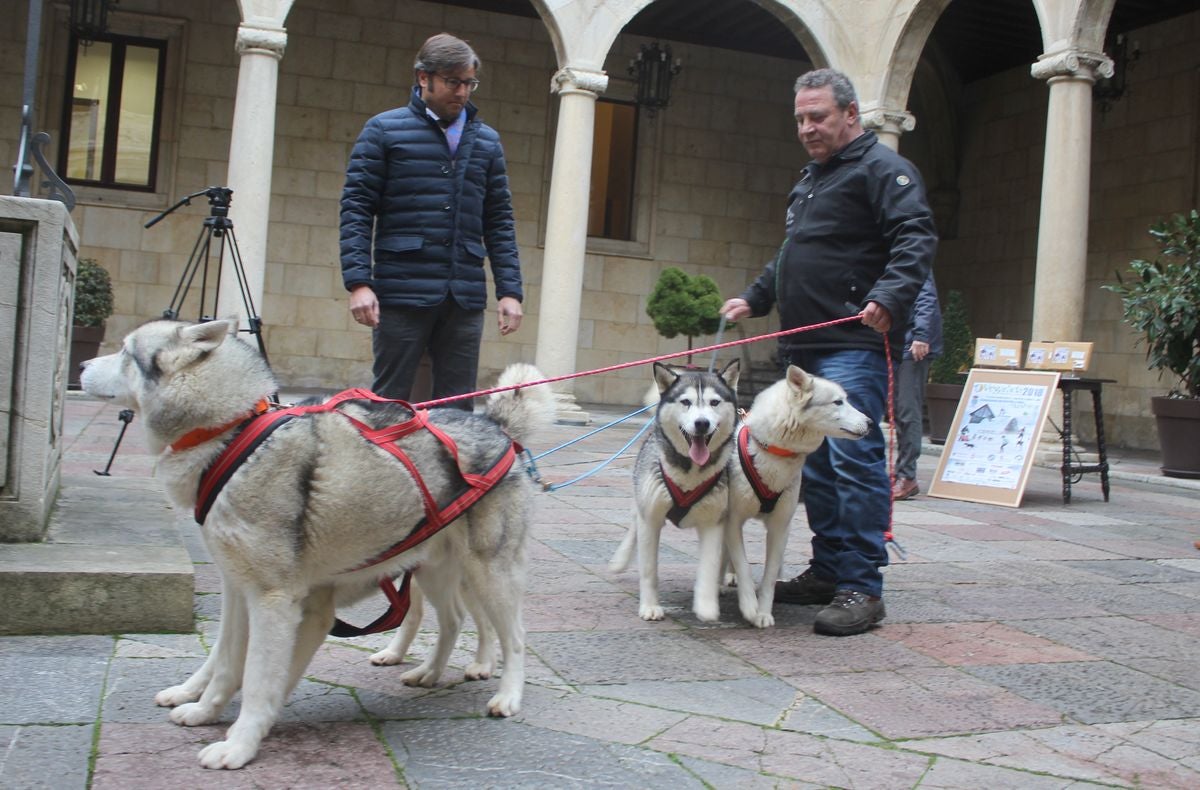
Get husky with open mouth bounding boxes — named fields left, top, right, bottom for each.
left=610, top=360, right=739, bottom=622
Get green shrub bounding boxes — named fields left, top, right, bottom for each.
left=928, top=289, right=972, bottom=384
left=1103, top=209, right=1200, bottom=399
left=73, top=258, right=114, bottom=328
left=646, top=267, right=726, bottom=356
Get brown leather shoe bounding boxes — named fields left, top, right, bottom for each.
left=892, top=477, right=919, bottom=501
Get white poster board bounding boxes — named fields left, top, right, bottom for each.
left=927, top=369, right=1061, bottom=507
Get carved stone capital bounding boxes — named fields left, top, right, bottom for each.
left=860, top=106, right=916, bottom=136
left=1030, top=49, right=1113, bottom=83
left=236, top=25, right=288, bottom=59
left=551, top=68, right=608, bottom=96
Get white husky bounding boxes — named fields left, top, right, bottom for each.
left=724, top=365, right=871, bottom=627
left=609, top=360, right=740, bottom=622
left=80, top=319, right=550, bottom=769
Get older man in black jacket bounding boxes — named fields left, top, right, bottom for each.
left=723, top=68, right=936, bottom=636
left=340, top=33, right=523, bottom=407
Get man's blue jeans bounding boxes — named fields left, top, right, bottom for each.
left=787, top=348, right=890, bottom=597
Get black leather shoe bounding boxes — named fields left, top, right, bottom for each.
left=813, top=589, right=885, bottom=636
left=774, top=568, right=837, bottom=605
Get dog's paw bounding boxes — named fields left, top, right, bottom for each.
left=693, top=600, right=720, bottom=622
left=750, top=612, right=775, bottom=628
left=486, top=691, right=521, bottom=717
left=155, top=684, right=202, bottom=707
left=400, top=663, right=442, bottom=687
left=198, top=739, right=257, bottom=770
left=369, top=647, right=406, bottom=666
left=170, top=701, right=221, bottom=726
left=638, top=604, right=666, bottom=621
left=464, top=661, right=495, bottom=680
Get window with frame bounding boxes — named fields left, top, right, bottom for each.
left=59, top=33, right=166, bottom=191
left=588, top=99, right=638, bottom=241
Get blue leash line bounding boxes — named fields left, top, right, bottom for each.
left=528, top=403, right=654, bottom=462
left=521, top=404, right=655, bottom=492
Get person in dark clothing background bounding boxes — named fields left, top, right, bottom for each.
left=893, top=273, right=943, bottom=501
left=340, top=33, right=523, bottom=408
left=722, top=68, right=937, bottom=636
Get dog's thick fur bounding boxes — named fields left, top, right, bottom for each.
left=80, top=319, right=550, bottom=769
left=724, top=365, right=871, bottom=627
left=610, top=360, right=739, bottom=622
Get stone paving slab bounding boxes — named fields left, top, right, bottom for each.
left=93, top=721, right=397, bottom=789
left=897, top=720, right=1200, bottom=787
left=966, top=661, right=1200, bottom=724
left=873, top=622, right=1099, bottom=665
left=383, top=718, right=703, bottom=788
left=787, top=666, right=1066, bottom=739
left=0, top=724, right=92, bottom=790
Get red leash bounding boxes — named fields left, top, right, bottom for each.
left=413, top=314, right=864, bottom=410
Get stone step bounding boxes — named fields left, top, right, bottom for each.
left=0, top=475, right=194, bottom=635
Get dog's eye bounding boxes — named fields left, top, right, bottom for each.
left=680, top=399, right=692, bottom=407
left=833, top=399, right=844, bottom=406
left=709, top=399, right=721, bottom=407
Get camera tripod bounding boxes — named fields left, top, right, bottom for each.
left=95, top=186, right=270, bottom=474
left=146, top=186, right=269, bottom=360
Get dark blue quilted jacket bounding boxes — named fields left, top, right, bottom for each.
left=339, top=88, right=522, bottom=310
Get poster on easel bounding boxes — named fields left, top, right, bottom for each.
left=927, top=369, right=1061, bottom=507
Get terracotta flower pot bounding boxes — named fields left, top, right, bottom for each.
left=925, top=382, right=965, bottom=445
left=69, top=324, right=105, bottom=389
left=1152, top=395, right=1200, bottom=479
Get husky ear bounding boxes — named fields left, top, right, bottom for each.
left=719, top=358, right=740, bottom=391
left=652, top=362, right=679, bottom=394
left=179, top=319, right=236, bottom=352
left=786, top=364, right=812, bottom=392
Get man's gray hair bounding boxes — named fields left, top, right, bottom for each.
left=794, top=68, right=857, bottom=109
left=414, top=33, right=481, bottom=75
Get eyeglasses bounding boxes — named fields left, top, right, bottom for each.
left=433, top=74, right=481, bottom=93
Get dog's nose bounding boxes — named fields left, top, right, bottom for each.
left=693, top=418, right=710, bottom=435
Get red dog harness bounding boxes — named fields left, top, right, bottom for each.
left=660, top=461, right=724, bottom=526
left=188, top=389, right=518, bottom=637
left=736, top=424, right=801, bottom=515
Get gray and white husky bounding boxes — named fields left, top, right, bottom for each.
left=80, top=319, right=551, bottom=769
left=724, top=365, right=871, bottom=627
left=609, top=360, right=740, bottom=622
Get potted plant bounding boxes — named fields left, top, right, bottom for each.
left=646, top=267, right=726, bottom=366
left=1103, top=209, right=1200, bottom=478
left=925, top=288, right=973, bottom=444
left=69, top=258, right=114, bottom=389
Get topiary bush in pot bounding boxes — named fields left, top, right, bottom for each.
left=646, top=266, right=726, bottom=366
left=69, top=258, right=115, bottom=388
left=925, top=288, right=973, bottom=443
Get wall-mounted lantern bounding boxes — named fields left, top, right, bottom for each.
left=69, top=0, right=116, bottom=45
left=628, top=42, right=681, bottom=116
left=1094, top=33, right=1140, bottom=115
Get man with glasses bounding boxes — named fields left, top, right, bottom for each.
left=341, top=33, right=523, bottom=408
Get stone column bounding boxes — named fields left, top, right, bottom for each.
left=860, top=106, right=916, bottom=151
left=535, top=67, right=608, bottom=425
left=1029, top=49, right=1112, bottom=343
left=218, top=24, right=287, bottom=329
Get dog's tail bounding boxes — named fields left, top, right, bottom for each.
left=608, top=523, right=636, bottom=572
left=485, top=363, right=554, bottom=447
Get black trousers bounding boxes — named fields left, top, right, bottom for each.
left=371, top=300, right=484, bottom=410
